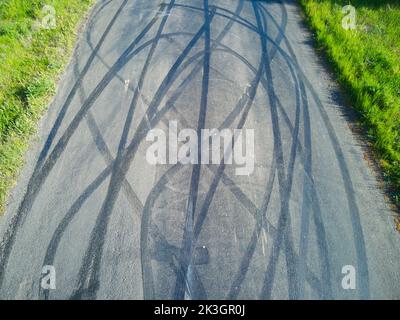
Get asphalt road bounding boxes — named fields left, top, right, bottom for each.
left=0, top=0, right=399, bottom=300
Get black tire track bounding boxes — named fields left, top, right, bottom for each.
left=70, top=6, right=217, bottom=299
left=253, top=1, right=301, bottom=299
left=37, top=0, right=128, bottom=166
left=0, top=0, right=158, bottom=289
left=69, top=0, right=177, bottom=299
left=173, top=0, right=213, bottom=300
left=1, top=0, right=369, bottom=300
left=140, top=0, right=326, bottom=300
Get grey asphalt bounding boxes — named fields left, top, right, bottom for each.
left=0, top=0, right=399, bottom=300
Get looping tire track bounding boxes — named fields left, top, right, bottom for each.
left=0, top=0, right=370, bottom=300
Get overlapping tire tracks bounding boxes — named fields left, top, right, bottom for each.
left=0, top=0, right=370, bottom=300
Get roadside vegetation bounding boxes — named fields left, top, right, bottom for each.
left=300, top=0, right=400, bottom=208
left=0, top=0, right=94, bottom=214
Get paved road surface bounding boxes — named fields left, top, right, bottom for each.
left=0, top=0, right=399, bottom=299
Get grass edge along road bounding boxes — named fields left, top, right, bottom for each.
left=299, top=0, right=400, bottom=211
left=0, top=0, right=95, bottom=215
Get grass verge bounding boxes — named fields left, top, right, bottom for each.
left=0, top=0, right=94, bottom=214
left=299, top=0, right=400, bottom=207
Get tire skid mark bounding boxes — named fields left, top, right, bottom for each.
left=0, top=0, right=158, bottom=289
left=199, top=0, right=352, bottom=299
left=141, top=0, right=322, bottom=300
left=39, top=28, right=144, bottom=298
left=261, top=3, right=332, bottom=299
left=189, top=19, right=271, bottom=302
left=36, top=0, right=127, bottom=167
left=141, top=1, right=247, bottom=300
left=259, top=0, right=364, bottom=298
left=1, top=0, right=369, bottom=300
left=70, top=0, right=178, bottom=299
left=250, top=2, right=299, bottom=299
left=257, top=1, right=331, bottom=299
left=227, top=1, right=289, bottom=299
left=141, top=1, right=333, bottom=299
left=301, top=74, right=370, bottom=299
left=101, top=0, right=365, bottom=299
left=140, top=65, right=262, bottom=298
left=69, top=5, right=217, bottom=299
left=174, top=0, right=212, bottom=300
left=258, top=1, right=305, bottom=299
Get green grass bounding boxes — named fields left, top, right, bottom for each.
left=300, top=0, right=400, bottom=206
left=0, top=0, right=94, bottom=214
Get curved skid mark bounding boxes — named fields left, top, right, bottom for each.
left=252, top=2, right=302, bottom=299
left=70, top=5, right=217, bottom=299
left=70, top=0, right=178, bottom=299
left=0, top=0, right=155, bottom=289
left=37, top=0, right=128, bottom=167
left=174, top=0, right=213, bottom=300
left=1, top=0, right=368, bottom=300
